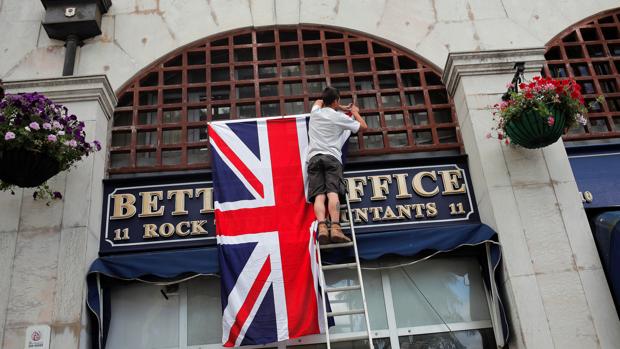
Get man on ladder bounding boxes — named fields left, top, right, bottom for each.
left=307, top=86, right=368, bottom=244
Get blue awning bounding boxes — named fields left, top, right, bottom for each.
left=86, top=223, right=506, bottom=348
left=594, top=211, right=620, bottom=309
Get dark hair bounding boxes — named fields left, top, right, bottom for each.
left=321, top=86, right=340, bottom=106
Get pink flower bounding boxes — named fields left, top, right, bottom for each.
left=42, top=123, right=52, bottom=130
left=57, top=130, right=65, bottom=136
left=485, top=132, right=492, bottom=139
left=548, top=116, right=555, bottom=126
left=47, top=135, right=57, bottom=142
left=4, top=132, right=15, bottom=140
left=29, top=122, right=40, bottom=130
left=68, top=139, right=77, bottom=148
left=52, top=121, right=62, bottom=129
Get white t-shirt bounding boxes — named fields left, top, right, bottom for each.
left=307, top=105, right=361, bottom=163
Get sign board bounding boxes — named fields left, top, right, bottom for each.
left=100, top=158, right=478, bottom=254
left=24, top=325, right=50, bottom=349
left=568, top=149, right=620, bottom=209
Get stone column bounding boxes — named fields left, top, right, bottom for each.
left=0, top=76, right=116, bottom=349
left=442, top=48, right=620, bottom=349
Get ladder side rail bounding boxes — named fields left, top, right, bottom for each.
left=316, top=238, right=333, bottom=349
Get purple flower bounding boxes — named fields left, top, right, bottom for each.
left=53, top=191, right=62, bottom=199
left=47, top=134, right=57, bottom=142
left=42, top=122, right=52, bottom=130
left=93, top=140, right=102, bottom=151
left=52, top=121, right=62, bottom=129
left=68, top=139, right=77, bottom=148
left=4, top=132, right=15, bottom=140
left=29, top=122, right=40, bottom=130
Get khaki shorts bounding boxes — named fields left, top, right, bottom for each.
left=307, top=154, right=346, bottom=202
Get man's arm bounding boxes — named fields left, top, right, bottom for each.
left=312, top=99, right=324, bottom=111
left=350, top=105, right=367, bottom=131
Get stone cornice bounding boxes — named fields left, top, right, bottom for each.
left=442, top=48, right=546, bottom=97
left=3, top=75, right=117, bottom=120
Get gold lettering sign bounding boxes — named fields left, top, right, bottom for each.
left=196, top=188, right=215, bottom=213
left=139, top=191, right=165, bottom=218
left=368, top=175, right=393, bottom=201
left=346, top=177, right=367, bottom=203
left=412, top=171, right=439, bottom=197
left=438, top=169, right=466, bottom=195
left=111, top=193, right=137, bottom=220
left=168, top=189, right=194, bottom=216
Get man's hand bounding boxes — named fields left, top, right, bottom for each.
left=313, top=99, right=324, bottom=109
left=350, top=105, right=359, bottom=114
left=338, top=103, right=353, bottom=112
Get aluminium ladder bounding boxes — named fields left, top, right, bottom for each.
left=316, top=194, right=374, bottom=349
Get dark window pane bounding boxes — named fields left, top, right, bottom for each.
left=304, top=44, right=322, bottom=57
left=600, top=79, right=617, bottom=93
left=261, top=102, right=280, bottom=117
left=329, top=60, right=348, bottom=74
left=589, top=118, right=608, bottom=132
left=563, top=32, right=578, bottom=42
left=138, top=110, right=157, bottom=125
left=235, top=66, right=254, bottom=80
left=375, top=57, right=394, bottom=71
left=302, top=30, right=320, bottom=40
left=325, top=31, right=343, bottom=39
left=348, top=135, right=359, bottom=151
left=188, top=148, right=208, bottom=164
left=280, top=46, right=299, bottom=59
left=405, top=92, right=425, bottom=106
left=571, top=63, right=590, bottom=77
left=163, top=89, right=182, bottom=104
left=438, top=128, right=457, bottom=143
left=256, top=30, right=275, bottom=43
left=381, top=94, right=401, bottom=108
left=364, top=134, right=384, bottom=149
left=548, top=64, right=567, bottom=77
left=565, top=45, right=584, bottom=58
left=363, top=113, right=380, bottom=129
left=398, top=329, right=496, bottom=349
left=163, top=109, right=181, bottom=124
left=137, top=151, right=156, bottom=167
left=384, top=112, right=405, bottom=128
left=401, top=73, right=421, bottom=87
left=211, top=68, right=230, bottom=81
left=433, top=109, right=452, bottom=123
left=593, top=62, right=611, bottom=75
left=414, top=130, right=433, bottom=145
left=308, top=80, right=326, bottom=93
left=188, top=51, right=206, bottom=65
left=281, top=64, right=301, bottom=77
left=258, top=65, right=276, bottom=78
left=388, top=132, right=408, bottom=147
left=188, top=69, right=206, bottom=84
left=602, top=26, right=619, bottom=40
left=331, top=78, right=350, bottom=91
left=236, top=85, right=255, bottom=99
left=233, top=33, right=252, bottom=45
left=398, top=56, right=417, bottom=69
left=188, top=88, right=206, bottom=103
left=358, top=95, right=377, bottom=109
left=306, top=63, right=324, bottom=76
left=352, top=59, right=371, bottom=72
left=258, top=47, right=276, bottom=60
left=188, top=108, right=207, bottom=122
left=372, top=42, right=390, bottom=53
left=164, top=55, right=182, bottom=67
left=545, top=46, right=561, bottom=60
left=234, top=48, right=253, bottom=62
left=581, top=28, right=598, bottom=41
left=114, top=112, right=133, bottom=126
left=284, top=100, right=305, bottom=115
left=355, top=76, right=374, bottom=91
left=111, top=131, right=131, bottom=147
left=587, top=44, right=605, bottom=57
left=210, top=86, right=229, bottom=102
left=162, top=149, right=181, bottom=165
left=608, top=43, right=620, bottom=56
left=283, top=82, right=303, bottom=96
left=117, top=92, right=133, bottom=107
left=212, top=38, right=228, bottom=46
left=260, top=83, right=278, bottom=97
left=211, top=105, right=230, bottom=120
left=187, top=128, right=205, bottom=143
left=237, top=104, right=256, bottom=119
left=211, top=50, right=228, bottom=64
left=327, top=42, right=345, bottom=56
left=379, top=74, right=397, bottom=89
left=349, top=41, right=368, bottom=55
left=411, top=111, right=429, bottom=125
left=279, top=30, right=297, bottom=42
left=110, top=152, right=130, bottom=168
left=578, top=80, right=597, bottom=94
left=137, top=130, right=157, bottom=145
left=429, top=90, right=449, bottom=104
left=140, top=72, right=158, bottom=87
left=425, top=73, right=442, bottom=86
left=163, top=71, right=182, bottom=85
left=139, top=90, right=158, bottom=106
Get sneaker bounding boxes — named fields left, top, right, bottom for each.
left=317, top=221, right=330, bottom=245
left=330, top=222, right=351, bottom=243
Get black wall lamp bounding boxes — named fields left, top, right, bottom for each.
left=41, top=0, right=112, bottom=76
left=502, top=62, right=525, bottom=102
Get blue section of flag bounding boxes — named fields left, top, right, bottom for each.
left=240, top=285, right=277, bottom=346
left=211, top=148, right=255, bottom=203
left=228, top=121, right=261, bottom=159
left=219, top=242, right=258, bottom=311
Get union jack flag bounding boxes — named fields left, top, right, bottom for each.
left=208, top=116, right=326, bottom=347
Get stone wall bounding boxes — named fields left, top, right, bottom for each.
left=0, top=0, right=618, bottom=89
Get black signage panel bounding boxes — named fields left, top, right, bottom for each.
left=100, top=158, right=479, bottom=254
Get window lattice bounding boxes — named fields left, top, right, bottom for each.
left=544, top=8, right=620, bottom=141
left=110, top=27, right=460, bottom=174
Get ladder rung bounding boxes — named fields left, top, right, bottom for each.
left=327, top=309, right=365, bottom=317
left=326, top=285, right=361, bottom=293
left=338, top=222, right=351, bottom=228
left=322, top=262, right=358, bottom=270
left=330, top=334, right=371, bottom=343
left=319, top=241, right=354, bottom=249
left=339, top=204, right=348, bottom=209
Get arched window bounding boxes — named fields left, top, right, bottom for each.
left=544, top=8, right=620, bottom=142
left=110, top=26, right=460, bottom=174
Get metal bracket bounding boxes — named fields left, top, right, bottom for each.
left=501, top=62, right=525, bottom=101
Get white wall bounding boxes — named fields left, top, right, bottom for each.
left=0, top=0, right=618, bottom=90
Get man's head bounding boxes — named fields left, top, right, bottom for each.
left=321, top=86, right=340, bottom=108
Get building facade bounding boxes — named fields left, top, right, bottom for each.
left=1, top=1, right=620, bottom=348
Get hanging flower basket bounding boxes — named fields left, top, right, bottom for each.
left=490, top=76, right=600, bottom=148
left=0, top=149, right=60, bottom=187
left=0, top=92, right=101, bottom=201
left=504, top=106, right=567, bottom=149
